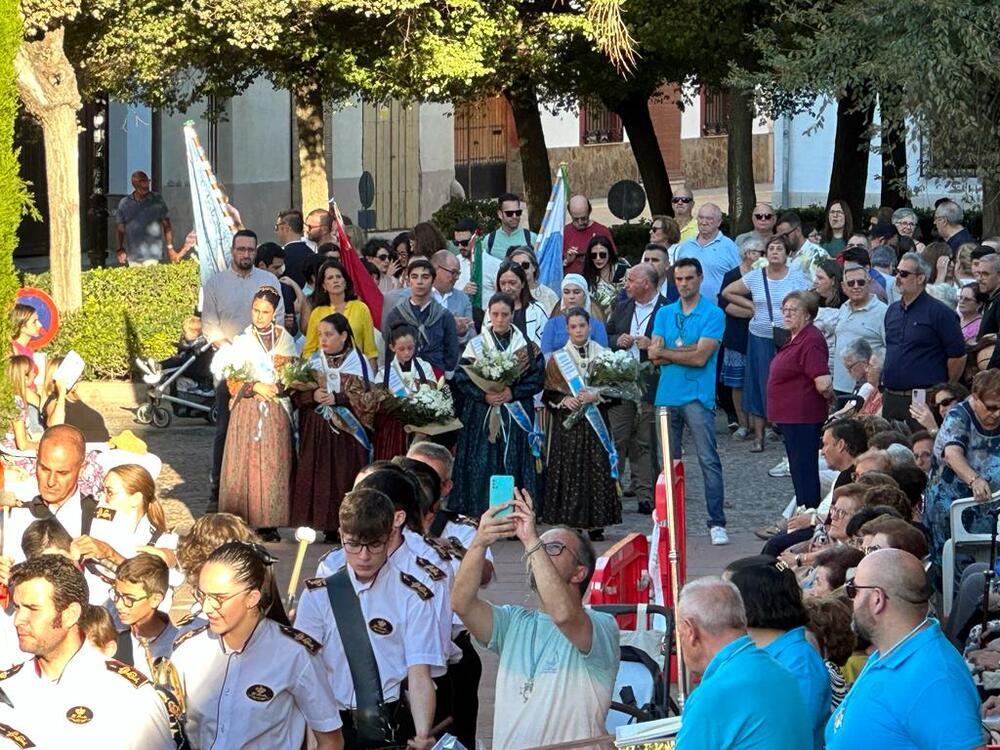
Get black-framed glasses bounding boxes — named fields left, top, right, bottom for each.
left=671, top=197, right=693, bottom=204
left=193, top=587, right=251, bottom=609
left=591, top=252, right=608, bottom=259
left=455, top=238, right=470, bottom=247
left=844, top=279, right=867, bottom=288
left=845, top=581, right=884, bottom=599
left=981, top=401, right=1000, bottom=415
left=542, top=541, right=583, bottom=565
left=516, top=261, right=533, bottom=271
left=503, top=209, right=523, bottom=218
left=863, top=544, right=882, bottom=555
left=650, top=225, right=664, bottom=233
left=754, top=213, right=774, bottom=220
left=440, top=267, right=461, bottom=277
left=112, top=589, right=151, bottom=608
left=342, top=536, right=389, bottom=554
left=895, top=269, right=916, bottom=278
left=376, top=253, right=390, bottom=261
left=935, top=396, right=958, bottom=409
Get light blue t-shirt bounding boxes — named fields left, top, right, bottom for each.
left=677, top=635, right=811, bottom=750
left=826, top=621, right=983, bottom=750
left=652, top=296, right=725, bottom=410
left=486, top=227, right=538, bottom=259
left=674, top=233, right=740, bottom=305
left=764, top=626, right=832, bottom=750
left=482, top=605, right=620, bottom=749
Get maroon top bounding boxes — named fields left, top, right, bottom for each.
left=562, top=221, right=618, bottom=275
left=767, top=323, right=830, bottom=424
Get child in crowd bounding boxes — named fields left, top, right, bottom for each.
left=159, top=315, right=213, bottom=394
left=374, top=323, right=434, bottom=460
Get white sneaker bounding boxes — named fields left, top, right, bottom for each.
left=710, top=526, right=730, bottom=546
left=732, top=426, right=751, bottom=440
left=768, top=458, right=791, bottom=478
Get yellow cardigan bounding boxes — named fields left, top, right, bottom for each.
left=302, top=300, right=378, bottom=359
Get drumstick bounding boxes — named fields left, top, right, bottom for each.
left=285, top=527, right=317, bottom=610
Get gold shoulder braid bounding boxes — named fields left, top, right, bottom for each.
left=414, top=557, right=447, bottom=582
left=105, top=660, right=150, bottom=688
left=172, top=623, right=208, bottom=651
left=400, top=571, right=434, bottom=600
left=278, top=625, right=322, bottom=655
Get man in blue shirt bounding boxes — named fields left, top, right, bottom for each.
left=882, top=252, right=966, bottom=421
left=650, top=257, right=728, bottom=545
left=827, top=549, right=984, bottom=750
left=673, top=203, right=740, bottom=305
left=676, top=578, right=810, bottom=750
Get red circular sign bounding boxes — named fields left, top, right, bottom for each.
left=15, top=287, right=60, bottom=349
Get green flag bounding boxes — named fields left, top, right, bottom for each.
left=470, top=234, right=484, bottom=309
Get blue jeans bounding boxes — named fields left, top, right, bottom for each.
left=665, top=401, right=726, bottom=528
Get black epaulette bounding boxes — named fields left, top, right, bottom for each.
left=304, top=577, right=326, bottom=590
left=0, top=721, right=34, bottom=748
left=279, top=625, right=322, bottom=655
left=415, top=556, right=447, bottom=582
left=422, top=535, right=453, bottom=561
left=172, top=623, right=208, bottom=651
left=105, top=659, right=150, bottom=688
left=455, top=515, right=479, bottom=529
left=446, top=536, right=467, bottom=559
left=0, top=664, right=22, bottom=681
left=400, top=571, right=434, bottom=600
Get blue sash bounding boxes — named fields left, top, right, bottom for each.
left=553, top=350, right=619, bottom=480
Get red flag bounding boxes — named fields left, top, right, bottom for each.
left=330, top=200, right=384, bottom=325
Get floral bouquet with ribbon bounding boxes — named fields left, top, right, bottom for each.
left=462, top=347, right=526, bottom=443
left=593, top=278, right=621, bottom=312
left=563, top=350, right=652, bottom=429
left=211, top=343, right=278, bottom=385
left=389, top=379, right=462, bottom=435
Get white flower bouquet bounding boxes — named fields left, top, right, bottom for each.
left=389, top=380, right=462, bottom=435
left=593, top=279, right=621, bottom=311
left=279, top=357, right=318, bottom=390
left=467, top=348, right=522, bottom=385
left=211, top=342, right=278, bottom=384
left=588, top=350, right=652, bottom=403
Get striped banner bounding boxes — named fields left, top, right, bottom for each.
left=184, top=121, right=236, bottom=287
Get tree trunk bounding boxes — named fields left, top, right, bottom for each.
left=293, top=81, right=328, bottom=213
left=609, top=89, right=672, bottom=215
left=827, top=86, right=875, bottom=222
left=15, top=28, right=82, bottom=312
left=503, top=78, right=550, bottom=233
left=983, top=171, right=1000, bottom=238
left=726, top=86, right=756, bottom=235
left=879, top=95, right=909, bottom=209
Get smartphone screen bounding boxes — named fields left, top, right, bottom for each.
left=912, top=388, right=926, bottom=406
left=488, top=475, right=515, bottom=517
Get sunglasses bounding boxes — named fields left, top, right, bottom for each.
left=754, top=213, right=774, bottom=220
left=503, top=209, right=524, bottom=218
left=516, top=261, right=533, bottom=270
left=671, top=197, right=694, bottom=204
left=895, top=269, right=917, bottom=278
left=591, top=252, right=608, bottom=259
left=375, top=253, right=390, bottom=261
left=845, top=581, right=883, bottom=599
left=650, top=225, right=664, bottom=233
left=844, top=279, right=868, bottom=287
left=455, top=238, right=470, bottom=247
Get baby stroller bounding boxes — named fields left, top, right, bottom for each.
left=134, top=336, right=217, bottom=428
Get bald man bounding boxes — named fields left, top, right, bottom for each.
left=675, top=578, right=810, bottom=749
left=562, top=194, right=617, bottom=275
left=116, top=170, right=172, bottom=266
left=827, top=550, right=984, bottom=749
left=674, top=202, right=740, bottom=305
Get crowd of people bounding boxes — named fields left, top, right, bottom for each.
left=2, top=186, right=1000, bottom=748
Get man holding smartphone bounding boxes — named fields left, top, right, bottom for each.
left=453, top=489, right=620, bottom=750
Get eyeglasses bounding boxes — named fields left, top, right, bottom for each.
left=591, top=252, right=608, bottom=260
left=935, top=396, right=958, bottom=409
left=829, top=505, right=850, bottom=520
left=845, top=581, right=884, bottom=599
left=844, top=279, right=868, bottom=288
left=827, top=209, right=845, bottom=216
left=780, top=306, right=804, bottom=315
left=541, top=541, right=583, bottom=565
left=753, top=213, right=774, bottom=220
left=193, top=587, right=251, bottom=609
left=516, top=261, right=533, bottom=271
left=895, top=269, right=917, bottom=278
left=650, top=225, right=664, bottom=233
left=342, top=537, right=388, bottom=554
left=455, top=239, right=470, bottom=247
left=862, top=545, right=882, bottom=556
left=503, top=209, right=523, bottom=218
left=440, top=267, right=461, bottom=277
left=375, top=253, right=390, bottom=261
left=671, top=197, right=694, bottom=204
left=981, top=401, right=1000, bottom=415
left=112, top=589, right=151, bottom=608
left=571, top=215, right=589, bottom=223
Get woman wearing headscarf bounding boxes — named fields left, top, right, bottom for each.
left=540, top=274, right=609, bottom=356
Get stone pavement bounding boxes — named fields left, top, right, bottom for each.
left=100, top=396, right=787, bottom=747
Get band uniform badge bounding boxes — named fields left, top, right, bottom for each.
left=246, top=684, right=275, bottom=702
left=66, top=706, right=94, bottom=724
left=368, top=618, right=394, bottom=636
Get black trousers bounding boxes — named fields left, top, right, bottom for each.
left=448, top=631, right=482, bottom=749
left=210, top=380, right=231, bottom=505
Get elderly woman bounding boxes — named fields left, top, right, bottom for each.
left=507, top=246, right=559, bottom=315
left=892, top=207, right=924, bottom=252
left=909, top=381, right=970, bottom=435
left=722, top=235, right=811, bottom=451
left=819, top=200, right=852, bottom=256
left=767, top=291, right=833, bottom=509
left=958, top=282, right=982, bottom=341
left=540, top=274, right=609, bottom=355
left=721, top=237, right=764, bottom=439
left=543, top=307, right=621, bottom=539
left=496, top=260, right=550, bottom=347
left=831, top=339, right=883, bottom=417
left=923, top=369, right=1000, bottom=584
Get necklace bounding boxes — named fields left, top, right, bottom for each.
left=520, top=615, right=557, bottom=703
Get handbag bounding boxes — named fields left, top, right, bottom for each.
left=761, top=270, right=791, bottom=349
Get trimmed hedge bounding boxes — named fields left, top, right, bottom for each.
left=431, top=197, right=501, bottom=238
left=26, top=260, right=199, bottom=380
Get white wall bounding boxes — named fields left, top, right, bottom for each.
left=107, top=102, right=153, bottom=194
left=541, top=106, right=580, bottom=148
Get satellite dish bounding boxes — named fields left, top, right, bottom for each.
left=607, top=180, right=646, bottom=222
left=358, top=172, right=375, bottom=209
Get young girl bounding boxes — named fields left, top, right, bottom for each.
left=291, top=313, right=378, bottom=542
left=3, top=355, right=45, bottom=453
left=374, top=323, right=434, bottom=460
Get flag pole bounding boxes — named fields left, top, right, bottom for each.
left=657, top=405, right=688, bottom=706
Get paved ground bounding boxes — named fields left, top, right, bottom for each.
left=97, top=389, right=787, bottom=746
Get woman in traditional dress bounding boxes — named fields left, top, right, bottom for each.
left=496, top=261, right=550, bottom=348
left=373, top=322, right=434, bottom=460
left=291, top=313, right=379, bottom=542
left=301, top=260, right=378, bottom=361
left=216, top=287, right=296, bottom=541
left=450, top=293, right=545, bottom=517
left=543, top=307, right=621, bottom=540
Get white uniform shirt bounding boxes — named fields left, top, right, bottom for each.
left=0, top=703, right=50, bottom=750
left=294, top=559, right=446, bottom=708
left=628, top=298, right=657, bottom=359
left=169, top=617, right=341, bottom=750
left=1, top=492, right=87, bottom=563
left=0, top=640, right=173, bottom=750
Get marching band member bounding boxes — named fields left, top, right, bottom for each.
left=295, top=489, right=444, bottom=750
left=168, top=541, right=343, bottom=750
left=0, top=555, right=174, bottom=749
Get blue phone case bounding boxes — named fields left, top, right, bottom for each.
left=489, top=475, right=515, bottom=517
